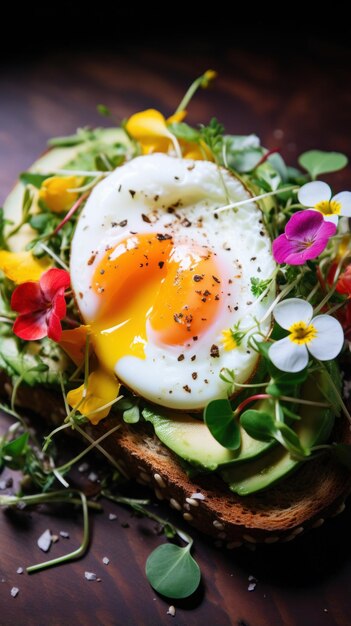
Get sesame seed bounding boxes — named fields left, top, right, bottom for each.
left=213, top=520, right=225, bottom=530
left=170, top=498, right=181, bottom=511
left=183, top=512, right=194, bottom=522
left=185, top=497, right=199, bottom=507
left=154, top=473, right=166, bottom=489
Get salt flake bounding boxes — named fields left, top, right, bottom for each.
left=11, top=587, right=19, bottom=598
left=37, top=529, right=52, bottom=552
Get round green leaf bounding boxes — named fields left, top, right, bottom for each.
left=145, top=543, right=201, bottom=599
left=204, top=399, right=241, bottom=450
left=298, top=150, right=348, bottom=179
left=240, top=409, right=275, bottom=442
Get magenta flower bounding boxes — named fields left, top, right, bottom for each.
left=272, top=210, right=336, bottom=266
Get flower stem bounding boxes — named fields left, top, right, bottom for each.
left=26, top=491, right=94, bottom=574
left=175, top=71, right=216, bottom=114
left=234, top=393, right=270, bottom=415
left=55, top=423, right=121, bottom=474
left=214, top=186, right=298, bottom=215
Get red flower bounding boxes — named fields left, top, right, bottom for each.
left=336, top=265, right=351, bottom=296
left=11, top=268, right=70, bottom=341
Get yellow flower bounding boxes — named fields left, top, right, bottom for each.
left=59, top=325, right=91, bottom=366
left=201, top=69, right=217, bottom=88
left=67, top=368, right=120, bottom=425
left=0, top=250, right=51, bottom=283
left=125, top=109, right=182, bottom=156
left=39, top=175, right=83, bottom=213
left=221, top=328, right=238, bottom=351
left=125, top=108, right=212, bottom=161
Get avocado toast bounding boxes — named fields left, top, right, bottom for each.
left=1, top=72, right=351, bottom=562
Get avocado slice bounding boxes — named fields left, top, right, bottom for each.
left=220, top=367, right=338, bottom=495
left=143, top=399, right=276, bottom=471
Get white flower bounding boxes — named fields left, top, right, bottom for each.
left=298, top=181, right=351, bottom=225
left=268, top=298, right=344, bottom=372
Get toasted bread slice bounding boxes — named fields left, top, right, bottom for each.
left=2, top=375, right=351, bottom=547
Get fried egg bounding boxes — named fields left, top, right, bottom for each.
left=70, top=154, right=275, bottom=410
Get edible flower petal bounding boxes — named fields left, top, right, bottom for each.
left=298, top=181, right=351, bottom=224
left=67, top=369, right=120, bottom=425
left=39, top=176, right=83, bottom=213
left=59, top=325, right=91, bottom=366
left=0, top=250, right=51, bottom=283
left=221, top=328, right=238, bottom=351
left=125, top=109, right=179, bottom=155
left=272, top=210, right=336, bottom=265
left=268, top=297, right=344, bottom=372
left=11, top=268, right=70, bottom=341
left=335, top=265, right=351, bottom=296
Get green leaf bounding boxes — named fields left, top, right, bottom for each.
left=250, top=276, right=271, bottom=297
left=3, top=432, right=29, bottom=457
left=331, top=444, right=351, bottom=469
left=298, top=150, right=348, bottom=180
left=240, top=409, right=276, bottom=442
left=145, top=543, right=201, bottom=599
left=167, top=122, right=200, bottom=142
left=204, top=399, right=241, bottom=450
left=20, top=172, right=49, bottom=189
left=275, top=422, right=307, bottom=457
left=97, top=104, right=111, bottom=117
left=123, top=406, right=140, bottom=424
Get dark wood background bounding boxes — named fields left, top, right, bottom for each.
left=1, top=30, right=351, bottom=626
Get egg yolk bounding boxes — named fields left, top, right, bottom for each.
left=90, top=233, right=222, bottom=371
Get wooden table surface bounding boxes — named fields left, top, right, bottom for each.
left=0, top=41, right=351, bottom=626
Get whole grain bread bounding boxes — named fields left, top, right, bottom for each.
left=2, top=374, right=351, bottom=547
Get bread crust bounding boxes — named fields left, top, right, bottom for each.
left=2, top=373, right=351, bottom=547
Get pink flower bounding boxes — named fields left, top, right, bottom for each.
left=273, top=210, right=336, bottom=266
left=11, top=268, right=70, bottom=341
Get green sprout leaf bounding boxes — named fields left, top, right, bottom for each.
left=240, top=409, right=276, bottom=442
left=250, top=276, right=272, bottom=297
left=3, top=432, right=29, bottom=457
left=123, top=405, right=140, bottom=424
left=275, top=422, right=307, bottom=458
left=97, top=104, right=111, bottom=117
left=145, top=542, right=201, bottom=599
left=167, top=122, right=200, bottom=142
left=20, top=172, right=49, bottom=189
left=298, top=150, right=348, bottom=180
left=204, top=399, right=241, bottom=450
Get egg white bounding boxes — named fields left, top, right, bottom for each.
left=70, top=154, right=276, bottom=410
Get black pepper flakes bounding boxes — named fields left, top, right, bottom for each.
left=129, top=190, right=136, bottom=198
left=193, top=274, right=204, bottom=282
left=212, top=275, right=220, bottom=284
left=193, top=336, right=198, bottom=341
left=210, top=344, right=220, bottom=358
left=183, top=385, right=191, bottom=393
left=156, top=233, right=172, bottom=241
left=142, top=214, right=151, bottom=223
left=174, top=313, right=183, bottom=324
left=192, top=372, right=198, bottom=380
left=191, top=355, right=196, bottom=361
left=87, top=254, right=96, bottom=266
left=158, top=261, right=164, bottom=269
left=154, top=194, right=159, bottom=201
left=177, top=354, right=185, bottom=361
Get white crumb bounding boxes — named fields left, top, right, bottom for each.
left=88, top=472, right=98, bottom=483
left=11, top=587, right=19, bottom=598
left=109, top=513, right=117, bottom=521
left=248, top=582, right=256, bottom=592
left=84, top=572, right=97, bottom=581
left=51, top=535, right=59, bottom=543
left=60, top=531, right=70, bottom=539
left=102, top=557, right=110, bottom=565
left=167, top=605, right=176, bottom=616
left=78, top=462, right=89, bottom=472
left=16, top=568, right=23, bottom=575
left=37, top=529, right=52, bottom=552
left=190, top=492, right=205, bottom=500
